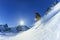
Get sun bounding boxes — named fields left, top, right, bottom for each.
left=19, top=20, right=25, bottom=26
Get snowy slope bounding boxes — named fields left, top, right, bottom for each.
left=0, top=2, right=60, bottom=40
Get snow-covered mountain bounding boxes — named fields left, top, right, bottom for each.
left=0, top=24, right=29, bottom=36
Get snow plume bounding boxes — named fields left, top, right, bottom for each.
left=0, top=2, right=60, bottom=40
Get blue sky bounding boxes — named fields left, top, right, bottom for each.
left=0, top=0, right=55, bottom=27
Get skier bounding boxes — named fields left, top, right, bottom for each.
left=35, top=12, right=41, bottom=22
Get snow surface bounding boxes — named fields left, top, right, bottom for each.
left=0, top=2, right=60, bottom=40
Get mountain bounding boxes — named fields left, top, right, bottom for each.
left=0, top=24, right=10, bottom=32
left=16, top=25, right=29, bottom=32
left=0, top=24, right=30, bottom=36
